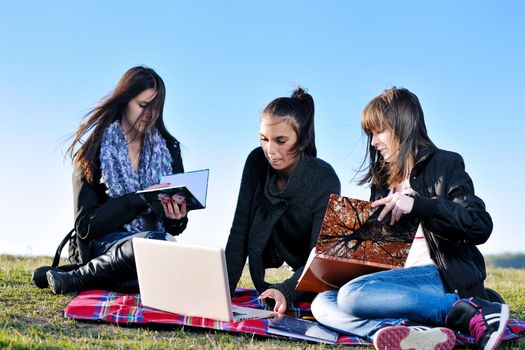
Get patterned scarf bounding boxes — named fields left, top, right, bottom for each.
left=100, top=120, right=173, bottom=232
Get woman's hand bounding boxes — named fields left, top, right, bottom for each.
left=144, top=183, right=172, bottom=191
left=143, top=183, right=188, bottom=220
left=259, top=288, right=287, bottom=314
left=372, top=193, right=414, bottom=225
left=158, top=193, right=187, bottom=220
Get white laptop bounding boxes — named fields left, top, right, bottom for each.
left=132, top=238, right=276, bottom=322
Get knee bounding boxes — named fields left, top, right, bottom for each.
left=113, top=239, right=136, bottom=269
left=337, top=278, right=370, bottom=314
left=311, top=290, right=337, bottom=322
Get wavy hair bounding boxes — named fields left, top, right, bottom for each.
left=66, top=66, right=177, bottom=183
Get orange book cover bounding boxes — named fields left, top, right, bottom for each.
left=296, top=194, right=419, bottom=293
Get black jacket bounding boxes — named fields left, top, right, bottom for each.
left=225, top=147, right=341, bottom=305
left=72, top=139, right=188, bottom=261
left=371, top=148, right=492, bottom=298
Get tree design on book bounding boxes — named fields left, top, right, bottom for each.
left=316, top=194, right=419, bottom=267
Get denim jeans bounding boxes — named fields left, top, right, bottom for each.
left=311, top=265, right=459, bottom=340
left=90, top=230, right=170, bottom=257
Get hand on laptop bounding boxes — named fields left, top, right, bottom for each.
left=259, top=288, right=287, bottom=314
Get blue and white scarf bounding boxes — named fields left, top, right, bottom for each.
left=100, top=120, right=173, bottom=232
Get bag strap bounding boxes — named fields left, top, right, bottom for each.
left=52, top=228, right=76, bottom=267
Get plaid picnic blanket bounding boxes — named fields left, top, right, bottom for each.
left=65, top=288, right=525, bottom=346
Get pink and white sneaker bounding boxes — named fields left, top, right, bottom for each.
left=373, top=325, right=456, bottom=350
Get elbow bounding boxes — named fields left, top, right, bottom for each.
left=474, top=227, right=493, bottom=245
left=475, top=214, right=493, bottom=245
left=466, top=221, right=493, bottom=245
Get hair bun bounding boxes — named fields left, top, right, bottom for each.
left=291, top=86, right=308, bottom=100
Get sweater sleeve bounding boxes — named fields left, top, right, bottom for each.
left=269, top=166, right=341, bottom=305
left=225, top=149, right=262, bottom=294
left=410, top=153, right=493, bottom=245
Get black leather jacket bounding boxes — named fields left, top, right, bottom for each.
left=371, top=148, right=493, bottom=298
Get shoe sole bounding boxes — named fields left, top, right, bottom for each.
left=373, top=326, right=456, bottom=350
left=483, top=304, right=510, bottom=350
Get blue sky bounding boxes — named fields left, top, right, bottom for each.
left=1, top=1, right=523, bottom=256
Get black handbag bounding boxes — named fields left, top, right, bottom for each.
left=31, top=229, right=83, bottom=289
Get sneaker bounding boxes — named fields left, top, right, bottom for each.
left=446, top=297, right=510, bottom=350
left=373, top=325, right=456, bottom=350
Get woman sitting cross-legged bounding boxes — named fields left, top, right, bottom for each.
left=311, top=87, right=509, bottom=350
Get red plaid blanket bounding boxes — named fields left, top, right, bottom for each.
left=65, top=288, right=525, bottom=346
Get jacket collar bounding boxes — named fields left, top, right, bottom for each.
left=412, top=147, right=436, bottom=176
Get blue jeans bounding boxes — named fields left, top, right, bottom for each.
left=311, top=265, right=459, bottom=341
left=90, top=230, right=169, bottom=257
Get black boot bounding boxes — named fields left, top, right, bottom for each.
left=46, top=239, right=136, bottom=294
left=32, top=264, right=78, bottom=289
left=445, top=297, right=510, bottom=350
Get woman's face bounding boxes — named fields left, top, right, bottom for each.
left=259, top=116, right=300, bottom=173
left=122, top=88, right=158, bottom=135
left=371, top=124, right=397, bottom=163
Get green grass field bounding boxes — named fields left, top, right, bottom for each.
left=1, top=255, right=524, bottom=349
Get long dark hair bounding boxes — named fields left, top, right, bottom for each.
left=67, top=66, right=177, bottom=183
left=261, top=86, right=317, bottom=157
left=359, top=87, right=436, bottom=187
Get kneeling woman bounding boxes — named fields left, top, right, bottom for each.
left=47, top=66, right=189, bottom=294
left=226, top=87, right=341, bottom=313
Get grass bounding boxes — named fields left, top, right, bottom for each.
left=1, top=255, right=524, bottom=349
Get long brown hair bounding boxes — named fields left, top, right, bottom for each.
left=66, top=66, right=177, bottom=183
left=261, top=86, right=317, bottom=157
left=359, top=87, right=436, bottom=188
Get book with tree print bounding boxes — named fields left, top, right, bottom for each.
left=296, top=194, right=419, bottom=293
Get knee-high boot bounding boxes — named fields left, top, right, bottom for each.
left=46, top=239, right=136, bottom=294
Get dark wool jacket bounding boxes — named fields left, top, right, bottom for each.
left=225, top=147, right=341, bottom=305
left=371, top=147, right=493, bottom=299
left=72, top=139, right=188, bottom=261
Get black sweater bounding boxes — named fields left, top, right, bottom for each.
left=225, top=147, right=341, bottom=305
left=73, top=140, right=188, bottom=259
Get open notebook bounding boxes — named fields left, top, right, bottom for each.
left=133, top=238, right=276, bottom=322
left=137, top=169, right=209, bottom=212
